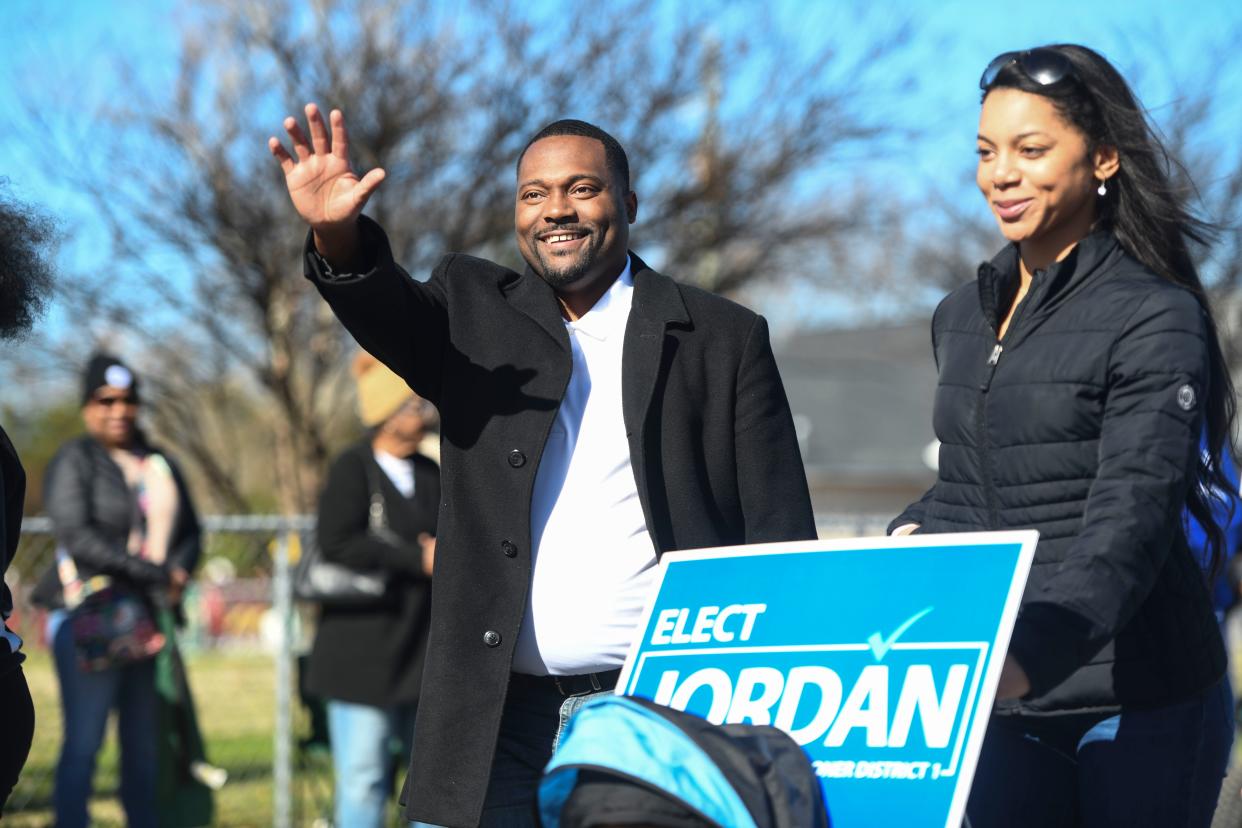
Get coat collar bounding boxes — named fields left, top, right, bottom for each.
left=977, top=228, right=1121, bottom=335
left=501, top=252, right=690, bottom=348
left=628, top=252, right=691, bottom=328
left=504, top=262, right=572, bottom=351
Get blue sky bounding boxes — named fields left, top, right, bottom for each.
left=2, top=0, right=1237, bottom=219
left=0, top=0, right=1239, bottom=366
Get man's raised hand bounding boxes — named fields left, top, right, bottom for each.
left=268, top=103, right=385, bottom=263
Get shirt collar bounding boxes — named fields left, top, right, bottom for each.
left=565, top=255, right=634, bottom=342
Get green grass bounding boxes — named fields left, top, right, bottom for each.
left=6, top=649, right=336, bottom=827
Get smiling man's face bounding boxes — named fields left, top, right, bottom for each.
left=515, top=135, right=636, bottom=302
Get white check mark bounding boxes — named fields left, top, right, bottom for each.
left=867, top=606, right=934, bottom=661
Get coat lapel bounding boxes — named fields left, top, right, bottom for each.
left=504, top=266, right=571, bottom=351
left=622, top=253, right=690, bottom=439
left=623, top=254, right=690, bottom=554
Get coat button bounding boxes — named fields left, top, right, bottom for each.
left=507, top=449, right=526, bottom=468
left=501, top=540, right=518, bottom=558
left=483, top=630, right=502, bottom=647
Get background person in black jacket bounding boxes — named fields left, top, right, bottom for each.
left=0, top=184, right=55, bottom=817
left=891, top=44, right=1235, bottom=827
left=37, top=354, right=201, bottom=828
left=305, top=351, right=439, bottom=828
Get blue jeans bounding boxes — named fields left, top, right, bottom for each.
left=49, top=610, right=158, bottom=828
left=475, top=676, right=611, bottom=828
left=967, top=679, right=1233, bottom=827
left=328, top=698, right=438, bottom=828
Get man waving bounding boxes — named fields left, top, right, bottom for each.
left=270, top=105, right=816, bottom=827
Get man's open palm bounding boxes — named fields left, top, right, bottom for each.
left=269, top=103, right=385, bottom=231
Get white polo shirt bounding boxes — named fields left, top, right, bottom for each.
left=511, top=259, right=658, bottom=675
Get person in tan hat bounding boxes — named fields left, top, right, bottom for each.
left=305, top=351, right=441, bottom=828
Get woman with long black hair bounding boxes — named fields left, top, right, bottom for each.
left=890, top=44, right=1234, bottom=826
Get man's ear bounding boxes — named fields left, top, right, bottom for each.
left=1093, top=144, right=1120, bottom=182
left=625, top=191, right=638, bottom=224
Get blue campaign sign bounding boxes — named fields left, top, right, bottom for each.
left=617, top=531, right=1037, bottom=828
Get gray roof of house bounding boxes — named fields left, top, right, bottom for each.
left=775, top=322, right=939, bottom=478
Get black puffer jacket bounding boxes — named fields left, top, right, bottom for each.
left=31, top=434, right=201, bottom=609
left=892, top=231, right=1225, bottom=715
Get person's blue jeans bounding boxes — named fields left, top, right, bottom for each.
left=328, top=698, right=438, bottom=828
left=475, top=676, right=611, bottom=828
left=967, top=678, right=1234, bottom=827
left=49, top=609, right=159, bottom=828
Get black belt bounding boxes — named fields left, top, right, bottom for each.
left=512, top=669, right=621, bottom=697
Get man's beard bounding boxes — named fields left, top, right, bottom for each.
left=0, top=193, right=55, bottom=341
left=532, top=233, right=601, bottom=290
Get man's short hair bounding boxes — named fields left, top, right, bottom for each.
left=517, top=120, right=631, bottom=193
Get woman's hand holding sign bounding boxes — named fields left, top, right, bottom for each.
left=995, top=654, right=1031, bottom=700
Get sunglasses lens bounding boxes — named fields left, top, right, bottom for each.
left=979, top=51, right=1019, bottom=89
left=1020, top=49, right=1073, bottom=86
left=980, top=48, right=1074, bottom=89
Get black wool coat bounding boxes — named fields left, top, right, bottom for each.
left=306, top=217, right=817, bottom=827
left=306, top=439, right=439, bottom=708
left=892, top=231, right=1225, bottom=716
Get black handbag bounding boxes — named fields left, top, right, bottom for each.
left=294, top=459, right=398, bottom=606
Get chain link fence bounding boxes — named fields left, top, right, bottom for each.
left=5, top=516, right=326, bottom=828
left=4, top=513, right=891, bottom=827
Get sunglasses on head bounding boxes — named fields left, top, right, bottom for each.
left=92, top=394, right=138, bottom=408
left=980, top=48, right=1076, bottom=90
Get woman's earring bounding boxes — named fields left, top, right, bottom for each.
left=1097, top=179, right=1108, bottom=197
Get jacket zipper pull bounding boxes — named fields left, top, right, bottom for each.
left=980, top=343, right=1003, bottom=391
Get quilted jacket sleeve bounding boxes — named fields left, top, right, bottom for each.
left=1008, top=286, right=1208, bottom=696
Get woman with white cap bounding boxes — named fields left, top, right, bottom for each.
left=34, top=352, right=202, bottom=828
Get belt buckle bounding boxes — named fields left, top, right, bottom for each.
left=553, top=672, right=603, bottom=697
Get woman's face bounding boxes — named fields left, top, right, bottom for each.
left=381, top=396, right=428, bottom=444
left=976, top=88, right=1111, bottom=256
left=82, top=385, right=138, bottom=449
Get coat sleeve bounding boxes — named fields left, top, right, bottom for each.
left=418, top=455, right=441, bottom=535
left=733, top=314, right=818, bottom=543
left=888, top=486, right=934, bottom=534
left=1007, top=288, right=1208, bottom=696
left=44, top=447, right=168, bottom=585
left=305, top=216, right=451, bottom=405
left=316, top=450, right=428, bottom=579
